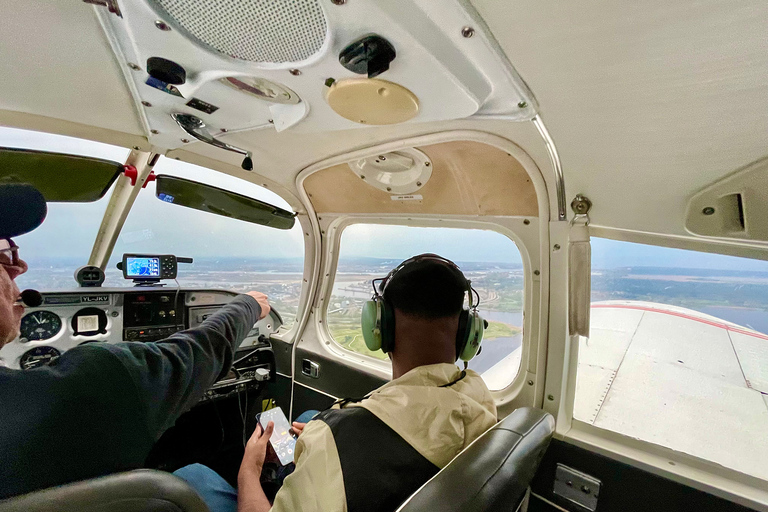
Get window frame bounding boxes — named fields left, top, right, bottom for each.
left=552, top=226, right=768, bottom=508
left=315, top=214, right=543, bottom=401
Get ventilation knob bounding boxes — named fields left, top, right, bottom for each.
left=147, top=57, right=186, bottom=85
left=339, top=35, right=396, bottom=78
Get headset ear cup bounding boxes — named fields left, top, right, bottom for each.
left=361, top=300, right=383, bottom=352
left=380, top=300, right=396, bottom=353
left=459, top=311, right=485, bottom=362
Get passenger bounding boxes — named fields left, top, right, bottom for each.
left=179, top=254, right=498, bottom=512
left=0, top=184, right=271, bottom=499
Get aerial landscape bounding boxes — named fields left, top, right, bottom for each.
left=16, top=255, right=768, bottom=374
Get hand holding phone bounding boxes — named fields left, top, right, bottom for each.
left=258, top=407, right=297, bottom=465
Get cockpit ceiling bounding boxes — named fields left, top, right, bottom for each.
left=303, top=141, right=538, bottom=217
left=0, top=1, right=767, bottom=241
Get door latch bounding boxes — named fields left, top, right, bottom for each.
left=301, top=359, right=320, bottom=379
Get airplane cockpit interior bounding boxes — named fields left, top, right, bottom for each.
left=0, top=1, right=767, bottom=511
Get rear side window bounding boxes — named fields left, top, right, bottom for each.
left=574, top=238, right=768, bottom=481
left=327, top=224, right=525, bottom=390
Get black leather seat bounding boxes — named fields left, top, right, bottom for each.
left=397, top=407, right=555, bottom=512
left=0, top=469, right=208, bottom=512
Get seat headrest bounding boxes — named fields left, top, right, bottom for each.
left=397, top=407, right=555, bottom=512
left=0, top=469, right=209, bottom=512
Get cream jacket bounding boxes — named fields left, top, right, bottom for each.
left=270, top=363, right=498, bottom=512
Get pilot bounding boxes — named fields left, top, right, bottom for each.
left=179, top=254, right=498, bottom=512
left=0, top=183, right=272, bottom=499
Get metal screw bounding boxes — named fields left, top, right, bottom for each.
left=547, top=394, right=554, bottom=401
left=141, top=101, right=152, bottom=107
left=111, top=311, right=119, bottom=318
left=386, top=187, right=392, bottom=192
left=154, top=20, right=171, bottom=31
left=378, top=155, right=386, bottom=161
left=289, top=69, right=301, bottom=76
left=268, top=119, right=274, bottom=124
left=150, top=129, right=159, bottom=135
left=331, top=0, right=345, bottom=4
left=553, top=244, right=561, bottom=251
left=425, top=161, right=430, bottom=167
left=527, top=380, right=534, bottom=386
left=702, top=206, right=715, bottom=215
left=581, top=485, right=591, bottom=494
left=461, top=26, right=475, bottom=38
left=128, top=63, right=141, bottom=71
left=132, top=146, right=140, bottom=150
left=523, top=219, right=530, bottom=225
left=534, top=270, right=540, bottom=276
left=360, top=175, right=366, bottom=180
left=566, top=480, right=573, bottom=487
left=220, top=128, right=228, bottom=133
left=416, top=181, right=422, bottom=186
left=518, top=101, right=528, bottom=108
left=181, top=138, right=190, bottom=143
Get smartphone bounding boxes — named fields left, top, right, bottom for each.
left=258, top=407, right=297, bottom=465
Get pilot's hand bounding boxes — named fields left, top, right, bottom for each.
left=291, top=421, right=307, bottom=437
left=246, top=291, right=271, bottom=319
left=239, top=421, right=274, bottom=481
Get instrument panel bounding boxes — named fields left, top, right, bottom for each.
left=0, top=288, right=281, bottom=372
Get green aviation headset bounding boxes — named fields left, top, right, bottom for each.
left=361, top=254, right=485, bottom=362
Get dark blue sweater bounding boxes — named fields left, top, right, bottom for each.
left=0, top=294, right=261, bottom=499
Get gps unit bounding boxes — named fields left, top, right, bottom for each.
left=118, top=254, right=193, bottom=285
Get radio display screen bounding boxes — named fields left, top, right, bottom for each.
left=125, top=257, right=160, bottom=278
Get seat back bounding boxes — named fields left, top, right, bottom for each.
left=0, top=469, right=208, bottom=512
left=397, top=407, right=555, bottom=512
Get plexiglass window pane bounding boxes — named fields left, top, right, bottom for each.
left=4, top=128, right=130, bottom=291
left=108, top=157, right=305, bottom=326
left=575, top=238, right=768, bottom=481
left=328, top=224, right=525, bottom=390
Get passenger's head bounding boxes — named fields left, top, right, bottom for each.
left=382, top=254, right=468, bottom=377
left=0, top=184, right=46, bottom=346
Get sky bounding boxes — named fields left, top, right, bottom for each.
left=3, top=127, right=768, bottom=273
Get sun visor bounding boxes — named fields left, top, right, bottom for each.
left=0, top=148, right=122, bottom=202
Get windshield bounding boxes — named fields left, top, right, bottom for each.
left=5, top=128, right=129, bottom=290
left=108, top=157, right=305, bottom=325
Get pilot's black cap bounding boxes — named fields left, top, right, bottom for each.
left=0, top=184, right=47, bottom=239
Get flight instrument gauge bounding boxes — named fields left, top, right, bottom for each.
left=20, top=346, right=61, bottom=370
left=19, top=311, right=62, bottom=341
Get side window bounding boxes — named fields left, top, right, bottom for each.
left=327, top=224, right=525, bottom=390
left=109, top=157, right=305, bottom=327
left=575, top=238, right=768, bottom=481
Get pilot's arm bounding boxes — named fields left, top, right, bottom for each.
left=239, top=419, right=346, bottom=512
left=92, top=292, right=267, bottom=434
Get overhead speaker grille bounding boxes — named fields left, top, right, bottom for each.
left=150, top=0, right=328, bottom=63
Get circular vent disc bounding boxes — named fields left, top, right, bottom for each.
left=326, top=79, right=419, bottom=125
left=149, top=0, right=328, bottom=63
left=348, top=148, right=432, bottom=195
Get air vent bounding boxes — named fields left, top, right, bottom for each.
left=149, top=0, right=328, bottom=63
left=686, top=156, right=768, bottom=242
left=348, top=149, right=432, bottom=195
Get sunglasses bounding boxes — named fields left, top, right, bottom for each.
left=0, top=239, right=20, bottom=267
